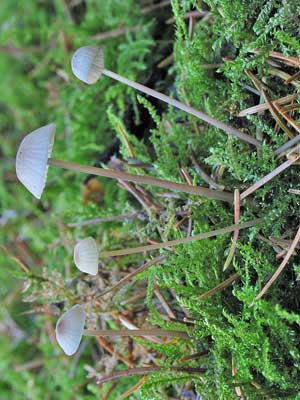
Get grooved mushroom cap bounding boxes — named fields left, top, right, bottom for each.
left=74, top=237, right=99, bottom=275
left=55, top=304, right=86, bottom=356
left=71, top=46, right=104, bottom=84
left=15, top=123, right=56, bottom=199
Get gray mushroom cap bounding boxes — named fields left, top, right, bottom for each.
left=55, top=304, right=86, bottom=356
left=15, top=123, right=56, bottom=199
left=71, top=46, right=104, bottom=84
left=74, top=237, right=99, bottom=275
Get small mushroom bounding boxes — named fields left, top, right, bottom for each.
left=73, top=218, right=261, bottom=274
left=74, top=237, right=99, bottom=275
left=15, top=123, right=55, bottom=199
left=15, top=124, right=233, bottom=202
left=55, top=304, right=86, bottom=356
left=55, top=304, right=189, bottom=356
left=71, top=46, right=260, bottom=147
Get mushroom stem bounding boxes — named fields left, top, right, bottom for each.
left=48, top=158, right=233, bottom=202
left=83, top=328, right=189, bottom=339
left=102, top=69, right=260, bottom=147
left=100, top=218, right=263, bottom=257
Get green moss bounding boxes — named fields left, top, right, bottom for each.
left=2, top=0, right=300, bottom=398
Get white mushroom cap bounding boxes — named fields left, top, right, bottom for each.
left=74, top=237, right=99, bottom=275
left=71, top=46, right=104, bottom=84
left=55, top=304, right=86, bottom=356
left=15, top=123, right=56, bottom=199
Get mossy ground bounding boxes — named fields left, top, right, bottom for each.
left=1, top=1, right=300, bottom=399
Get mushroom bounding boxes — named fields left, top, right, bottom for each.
left=55, top=304, right=189, bottom=356
left=73, top=218, right=262, bottom=275
left=15, top=124, right=233, bottom=202
left=74, top=237, right=99, bottom=275
left=55, top=304, right=86, bottom=356
left=15, top=123, right=55, bottom=199
left=71, top=46, right=260, bottom=147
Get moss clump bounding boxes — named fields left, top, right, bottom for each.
left=1, top=0, right=300, bottom=399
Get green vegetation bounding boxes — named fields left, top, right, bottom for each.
left=1, top=0, right=300, bottom=398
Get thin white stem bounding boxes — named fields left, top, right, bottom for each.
left=83, top=328, right=189, bottom=339
left=102, top=69, right=261, bottom=147
left=101, top=218, right=263, bottom=257
left=48, top=158, right=233, bottom=202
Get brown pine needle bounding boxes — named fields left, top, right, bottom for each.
left=284, top=70, right=300, bottom=85
left=117, top=124, right=135, bottom=158
left=119, top=377, right=148, bottom=400
left=198, top=272, right=240, bottom=300
left=97, top=366, right=161, bottom=386
left=166, top=10, right=209, bottom=24
left=275, top=134, right=300, bottom=155
left=191, top=154, right=224, bottom=190
left=261, top=89, right=295, bottom=139
left=115, top=315, right=165, bottom=344
left=223, top=190, right=240, bottom=271
left=268, top=51, right=300, bottom=68
left=180, top=350, right=208, bottom=362
left=268, top=67, right=300, bottom=88
left=180, top=166, right=193, bottom=185
left=96, top=366, right=205, bottom=386
left=96, top=337, right=134, bottom=368
left=101, top=219, right=263, bottom=257
left=282, top=103, right=300, bottom=113
left=68, top=212, right=142, bottom=227
left=0, top=246, right=31, bottom=274
left=97, top=254, right=166, bottom=297
left=92, top=26, right=138, bottom=41
left=238, top=94, right=296, bottom=117
left=245, top=70, right=295, bottom=139
left=250, top=49, right=300, bottom=68
left=157, top=53, right=174, bottom=68
left=273, top=102, right=300, bottom=134
left=255, top=225, right=300, bottom=301
left=141, top=0, right=170, bottom=14
left=232, top=359, right=246, bottom=400
left=154, top=288, right=176, bottom=319
left=240, top=156, right=300, bottom=201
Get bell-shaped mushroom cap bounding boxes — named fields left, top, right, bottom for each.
left=15, top=123, right=56, bottom=199
left=55, top=304, right=86, bottom=356
left=74, top=237, right=99, bottom=275
left=71, top=46, right=104, bottom=84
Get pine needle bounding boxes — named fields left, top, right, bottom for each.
left=255, top=226, right=300, bottom=300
